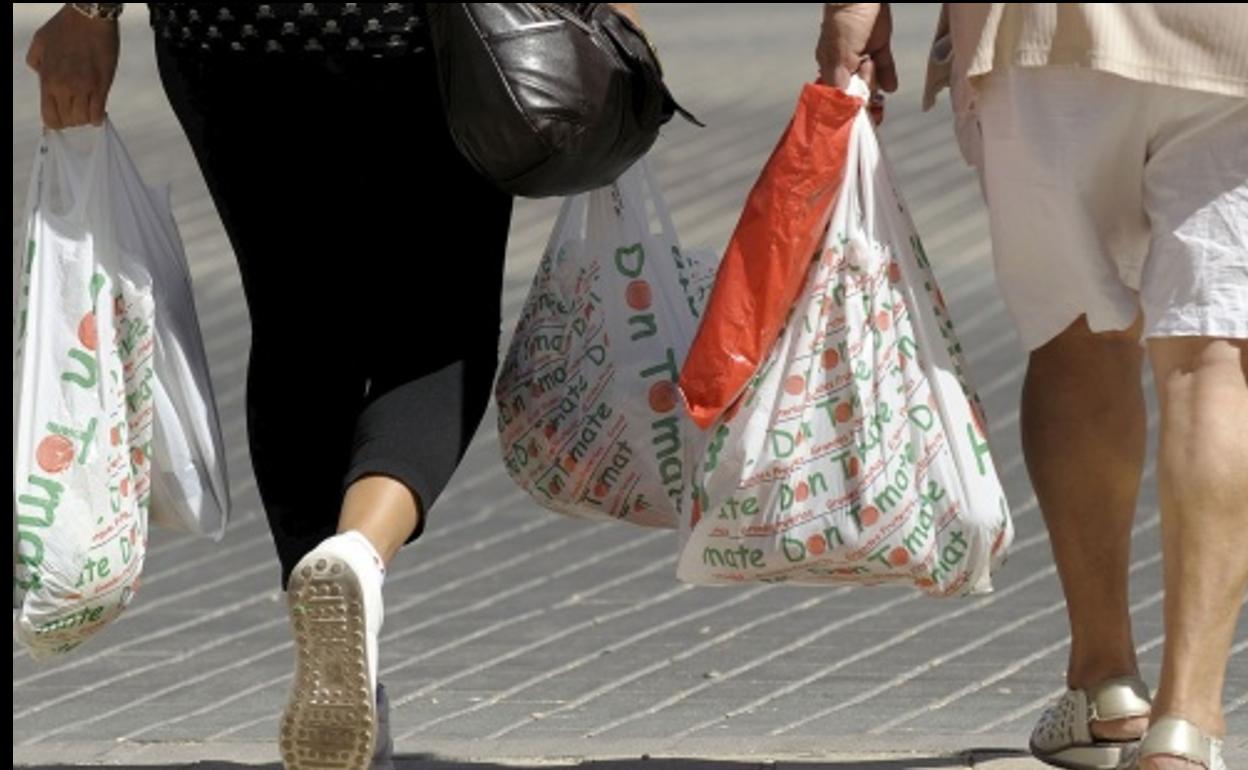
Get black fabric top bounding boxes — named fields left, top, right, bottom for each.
left=147, top=3, right=429, bottom=57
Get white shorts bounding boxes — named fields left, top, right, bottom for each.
left=967, top=67, right=1248, bottom=351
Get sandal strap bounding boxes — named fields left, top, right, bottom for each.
left=1087, top=676, right=1152, bottom=722
left=1031, top=676, right=1151, bottom=752
left=1139, top=716, right=1223, bottom=769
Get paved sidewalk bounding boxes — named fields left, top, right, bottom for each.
left=11, top=4, right=1246, bottom=769
left=14, top=740, right=1045, bottom=770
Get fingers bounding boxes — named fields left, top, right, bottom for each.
left=815, top=31, right=862, bottom=89
left=41, top=89, right=63, bottom=130
left=853, top=59, right=887, bottom=125
left=67, top=93, right=91, bottom=127
left=87, top=92, right=106, bottom=126
left=857, top=57, right=877, bottom=93
left=873, top=45, right=899, bottom=93
left=26, top=33, right=44, bottom=73
left=39, top=76, right=103, bottom=130
left=27, top=10, right=120, bottom=132
left=831, top=61, right=854, bottom=89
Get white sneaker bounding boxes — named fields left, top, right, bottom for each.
left=280, top=536, right=384, bottom=770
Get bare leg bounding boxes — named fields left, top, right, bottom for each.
left=1022, top=315, right=1150, bottom=740
left=1141, top=337, right=1248, bottom=770
left=337, top=475, right=420, bottom=566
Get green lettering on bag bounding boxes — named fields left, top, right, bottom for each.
left=781, top=536, right=806, bottom=563
left=703, top=424, right=729, bottom=474
left=18, top=240, right=37, bottom=334
left=15, top=475, right=65, bottom=590
left=89, top=271, right=106, bottom=301
left=16, top=475, right=63, bottom=529
left=898, top=335, right=918, bottom=361
left=768, top=428, right=796, bottom=460
left=639, top=347, right=679, bottom=382
left=717, top=495, right=760, bottom=520
left=867, top=544, right=891, bottom=569
left=929, top=529, right=968, bottom=585
left=823, top=524, right=844, bottom=548
left=498, top=392, right=526, bottom=430
left=61, top=348, right=98, bottom=390
left=910, top=235, right=931, bottom=270
left=653, top=416, right=685, bottom=500
left=873, top=484, right=903, bottom=515
left=908, top=404, right=935, bottom=431
left=47, top=417, right=98, bottom=466
left=504, top=441, right=529, bottom=475
left=589, top=441, right=633, bottom=502
left=652, top=416, right=681, bottom=461
left=967, top=421, right=991, bottom=476
left=555, top=375, right=590, bottom=423
left=568, top=401, right=613, bottom=466
left=125, top=369, right=155, bottom=416
left=809, top=472, right=828, bottom=499
left=117, top=307, right=152, bottom=360
left=614, top=244, right=645, bottom=278
left=850, top=358, right=869, bottom=382
left=35, top=604, right=106, bottom=634
left=873, top=461, right=909, bottom=513
left=829, top=447, right=856, bottom=479
left=14, top=533, right=44, bottom=592
left=703, top=545, right=766, bottom=569
left=119, top=527, right=134, bottom=564
left=536, top=364, right=568, bottom=395
left=843, top=501, right=864, bottom=532
left=900, top=481, right=948, bottom=560
left=628, top=313, right=657, bottom=342
left=74, top=555, right=111, bottom=588
left=527, top=331, right=566, bottom=355
left=902, top=497, right=935, bottom=555
left=855, top=403, right=893, bottom=457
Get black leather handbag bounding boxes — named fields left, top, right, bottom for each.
left=426, top=3, right=698, bottom=198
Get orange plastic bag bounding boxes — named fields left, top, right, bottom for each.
left=679, top=84, right=862, bottom=430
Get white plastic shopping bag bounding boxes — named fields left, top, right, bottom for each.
left=678, top=82, right=1013, bottom=594
left=496, top=161, right=717, bottom=527
left=126, top=165, right=230, bottom=540
left=13, top=123, right=228, bottom=657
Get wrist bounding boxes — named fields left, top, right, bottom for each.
left=825, top=3, right=882, bottom=15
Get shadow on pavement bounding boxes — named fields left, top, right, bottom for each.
left=14, top=747, right=1035, bottom=770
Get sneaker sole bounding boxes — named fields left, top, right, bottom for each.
left=281, top=553, right=376, bottom=770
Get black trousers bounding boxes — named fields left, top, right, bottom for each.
left=155, top=36, right=513, bottom=587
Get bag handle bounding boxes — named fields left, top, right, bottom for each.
left=38, top=124, right=111, bottom=227
left=839, top=76, right=881, bottom=261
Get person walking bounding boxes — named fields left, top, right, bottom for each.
left=815, top=4, right=1247, bottom=769
left=25, top=3, right=631, bottom=768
